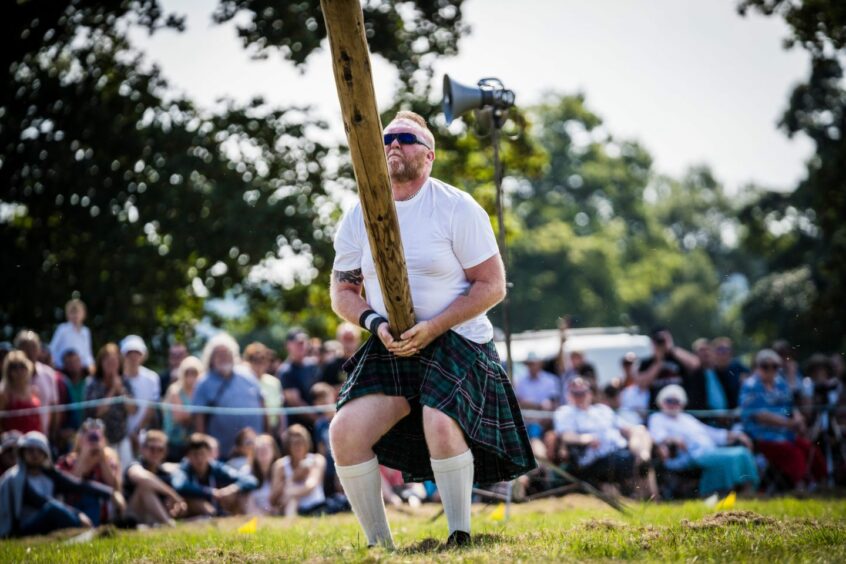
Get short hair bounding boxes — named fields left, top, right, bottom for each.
left=391, top=110, right=435, bottom=151
left=2, top=351, right=33, bottom=387
left=692, top=338, right=710, bottom=351
left=243, top=342, right=271, bottom=362
left=282, top=424, right=313, bottom=452
left=187, top=433, right=213, bottom=452
left=310, top=382, right=335, bottom=404
left=65, top=299, right=86, bottom=314
left=142, top=429, right=168, bottom=446
left=13, top=330, right=40, bottom=349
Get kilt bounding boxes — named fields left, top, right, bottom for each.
left=336, top=330, right=537, bottom=485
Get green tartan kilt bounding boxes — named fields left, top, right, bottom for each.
left=336, top=330, right=537, bottom=485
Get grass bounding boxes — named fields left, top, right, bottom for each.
left=3, top=495, right=846, bottom=562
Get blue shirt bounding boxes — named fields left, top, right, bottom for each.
left=739, top=373, right=794, bottom=442
left=192, top=369, right=264, bottom=457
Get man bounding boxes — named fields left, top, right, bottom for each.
left=170, top=433, right=257, bottom=517
left=120, top=335, right=161, bottom=449
left=49, top=299, right=95, bottom=373
left=318, top=322, right=362, bottom=391
left=515, top=352, right=560, bottom=440
left=329, top=111, right=534, bottom=548
left=711, top=337, right=748, bottom=409
left=158, top=343, right=188, bottom=401
left=124, top=430, right=186, bottom=526
left=0, top=431, right=123, bottom=538
left=686, top=338, right=728, bottom=413
left=277, top=328, right=319, bottom=428
left=13, top=331, right=58, bottom=439
left=243, top=342, right=282, bottom=436
left=636, top=328, right=701, bottom=410
left=55, top=348, right=88, bottom=452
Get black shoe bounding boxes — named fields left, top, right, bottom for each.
left=446, top=530, right=471, bottom=547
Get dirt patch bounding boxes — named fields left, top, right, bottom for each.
left=682, top=510, right=778, bottom=530
left=580, top=518, right=625, bottom=531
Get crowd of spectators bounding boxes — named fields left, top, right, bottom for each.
left=515, top=327, right=846, bottom=500
left=1, top=299, right=844, bottom=538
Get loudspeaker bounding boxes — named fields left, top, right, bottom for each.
left=443, top=75, right=515, bottom=125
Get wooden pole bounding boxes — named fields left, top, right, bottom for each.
left=320, top=0, right=415, bottom=338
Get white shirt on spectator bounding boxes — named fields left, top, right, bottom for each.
left=553, top=403, right=631, bottom=466
left=647, top=411, right=728, bottom=458
left=515, top=370, right=560, bottom=406
left=49, top=322, right=95, bottom=369
left=619, top=384, right=650, bottom=424
left=125, top=366, right=160, bottom=434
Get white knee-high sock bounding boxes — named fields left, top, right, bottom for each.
left=335, top=457, right=394, bottom=549
left=431, top=449, right=474, bottom=534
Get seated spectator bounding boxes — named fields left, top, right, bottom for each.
left=711, top=337, right=748, bottom=408
left=55, top=418, right=122, bottom=525
left=49, top=299, right=95, bottom=374
left=648, top=385, right=759, bottom=497
left=124, top=430, right=186, bottom=526
left=85, top=344, right=137, bottom=470
left=553, top=377, right=658, bottom=499
left=120, top=335, right=161, bottom=454
left=55, top=348, right=89, bottom=453
left=162, top=356, right=201, bottom=462
left=227, top=427, right=257, bottom=473
left=740, top=349, right=826, bottom=490
left=271, top=424, right=326, bottom=517
left=686, top=338, right=728, bottom=414
left=0, top=431, right=122, bottom=538
left=600, top=379, right=623, bottom=410
left=243, top=342, right=283, bottom=437
left=318, top=323, right=361, bottom=392
left=311, top=382, right=338, bottom=496
left=0, top=351, right=43, bottom=434
left=244, top=434, right=280, bottom=515
left=277, top=329, right=319, bottom=431
left=193, top=333, right=264, bottom=458
left=637, top=328, right=700, bottom=410
left=14, top=331, right=58, bottom=438
left=619, top=353, right=649, bottom=425
left=515, top=352, right=560, bottom=439
left=0, top=430, right=22, bottom=475
left=171, top=433, right=258, bottom=517
left=380, top=465, right=425, bottom=508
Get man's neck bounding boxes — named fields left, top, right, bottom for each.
left=391, top=175, right=429, bottom=201
left=125, top=365, right=140, bottom=377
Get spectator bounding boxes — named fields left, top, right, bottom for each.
left=619, top=353, right=649, bottom=424
left=120, top=335, right=161, bottom=451
left=277, top=328, right=319, bottom=429
left=1, top=430, right=22, bottom=476
left=0, top=351, right=42, bottom=434
left=158, top=343, right=188, bottom=403
left=311, top=382, right=338, bottom=496
left=601, top=379, right=623, bottom=410
left=515, top=352, right=560, bottom=439
left=773, top=339, right=811, bottom=402
left=227, top=427, right=257, bottom=473
left=687, top=338, right=728, bottom=413
left=55, top=418, right=122, bottom=525
left=193, top=333, right=264, bottom=458
left=13, top=331, right=58, bottom=439
left=271, top=424, right=327, bottom=517
left=171, top=433, right=258, bottom=517
left=649, top=385, right=759, bottom=497
left=0, top=431, right=121, bottom=538
left=740, top=349, right=826, bottom=490
left=637, top=328, right=701, bottom=410
left=711, top=337, right=748, bottom=408
left=85, top=343, right=137, bottom=470
left=48, top=299, right=95, bottom=373
left=553, top=377, right=658, bottom=499
left=244, top=434, right=280, bottom=516
left=380, top=465, right=425, bottom=508
left=244, top=342, right=283, bottom=436
left=318, top=323, right=361, bottom=391
left=560, top=350, right=586, bottom=391
left=162, top=356, right=201, bottom=462
left=56, top=349, right=88, bottom=447
left=124, top=430, right=186, bottom=526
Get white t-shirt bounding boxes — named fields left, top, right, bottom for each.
left=619, top=384, right=650, bottom=424
left=49, top=322, right=95, bottom=369
left=125, top=366, right=161, bottom=434
left=333, top=177, right=500, bottom=344
left=553, top=403, right=631, bottom=466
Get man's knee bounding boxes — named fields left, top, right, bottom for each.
left=423, top=406, right=460, bottom=437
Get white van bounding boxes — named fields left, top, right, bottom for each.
left=495, top=327, right=652, bottom=387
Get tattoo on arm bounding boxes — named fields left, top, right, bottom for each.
left=334, top=269, right=363, bottom=285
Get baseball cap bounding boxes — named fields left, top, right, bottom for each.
left=120, top=334, right=148, bottom=356
left=286, top=327, right=308, bottom=342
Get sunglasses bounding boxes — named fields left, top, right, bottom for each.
left=383, top=132, right=431, bottom=150
left=759, top=363, right=780, bottom=371
left=663, top=398, right=682, bottom=405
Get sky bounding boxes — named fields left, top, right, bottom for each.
left=129, top=0, right=814, bottom=195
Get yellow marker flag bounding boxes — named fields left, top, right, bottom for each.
left=715, top=491, right=736, bottom=510
left=238, top=517, right=258, bottom=534
left=490, top=502, right=506, bottom=522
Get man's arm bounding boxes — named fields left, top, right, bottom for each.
left=391, top=254, right=506, bottom=356
left=330, top=268, right=396, bottom=348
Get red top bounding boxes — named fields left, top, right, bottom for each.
left=2, top=393, right=43, bottom=434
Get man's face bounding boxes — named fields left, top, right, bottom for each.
left=142, top=439, right=167, bottom=467
left=383, top=120, right=433, bottom=183
left=526, top=361, right=542, bottom=377
left=287, top=336, right=308, bottom=363
left=169, top=345, right=187, bottom=370
left=67, top=306, right=85, bottom=326
left=695, top=344, right=713, bottom=366
left=714, top=342, right=732, bottom=368
left=187, top=447, right=211, bottom=474
left=18, top=341, right=39, bottom=363
left=248, top=353, right=270, bottom=376
left=211, top=346, right=234, bottom=376
left=124, top=350, right=143, bottom=368
left=568, top=384, right=592, bottom=409
left=63, top=353, right=82, bottom=376
left=22, top=447, right=47, bottom=470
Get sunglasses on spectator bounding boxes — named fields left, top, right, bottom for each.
left=759, top=363, right=780, bottom=371
left=663, top=398, right=682, bottom=405
left=383, top=132, right=431, bottom=150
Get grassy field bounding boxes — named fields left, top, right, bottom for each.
left=3, top=495, right=846, bottom=562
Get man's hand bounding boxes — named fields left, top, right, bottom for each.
left=388, top=320, right=440, bottom=357
left=375, top=322, right=395, bottom=350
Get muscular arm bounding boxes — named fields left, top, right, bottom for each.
left=330, top=268, right=369, bottom=326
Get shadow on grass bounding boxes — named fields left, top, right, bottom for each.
left=402, top=533, right=507, bottom=554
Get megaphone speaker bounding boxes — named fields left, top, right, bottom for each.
left=443, top=75, right=484, bottom=125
